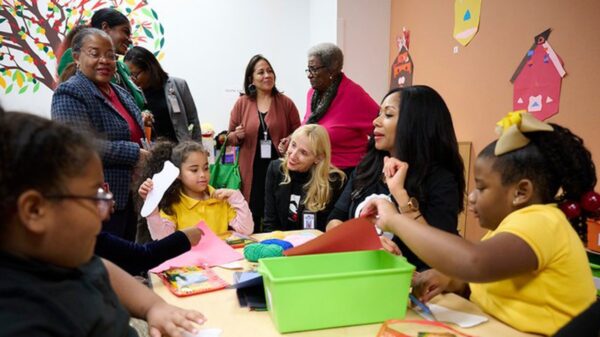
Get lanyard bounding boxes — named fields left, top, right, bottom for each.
left=258, top=111, right=268, bottom=141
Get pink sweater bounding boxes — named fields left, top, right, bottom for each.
left=303, top=74, right=379, bottom=169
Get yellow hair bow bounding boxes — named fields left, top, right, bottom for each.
left=494, top=110, right=553, bottom=155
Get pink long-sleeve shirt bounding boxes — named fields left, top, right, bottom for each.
left=303, top=73, right=379, bottom=169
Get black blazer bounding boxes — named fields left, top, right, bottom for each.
left=263, top=159, right=345, bottom=232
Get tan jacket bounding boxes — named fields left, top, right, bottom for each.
left=227, top=94, right=300, bottom=201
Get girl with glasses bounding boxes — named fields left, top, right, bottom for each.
left=0, top=111, right=205, bottom=336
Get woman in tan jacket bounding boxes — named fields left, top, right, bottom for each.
left=228, top=54, right=301, bottom=231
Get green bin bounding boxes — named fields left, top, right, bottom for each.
left=591, top=262, right=600, bottom=297
left=257, top=250, right=415, bottom=333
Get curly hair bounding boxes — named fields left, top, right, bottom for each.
left=136, top=140, right=208, bottom=216
left=479, top=123, right=596, bottom=203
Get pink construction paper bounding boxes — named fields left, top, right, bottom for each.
left=150, top=221, right=243, bottom=273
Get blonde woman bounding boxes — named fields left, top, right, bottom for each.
left=263, top=124, right=346, bottom=232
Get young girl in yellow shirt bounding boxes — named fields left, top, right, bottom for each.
left=363, top=111, right=596, bottom=336
left=139, top=141, right=253, bottom=239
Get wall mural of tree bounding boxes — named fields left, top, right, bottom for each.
left=0, top=0, right=164, bottom=94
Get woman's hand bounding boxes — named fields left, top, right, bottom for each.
left=278, top=136, right=290, bottom=155
left=181, top=227, right=204, bottom=246
left=145, top=301, right=206, bottom=337
left=233, top=124, right=245, bottom=142
left=138, top=178, right=153, bottom=200
left=141, top=110, right=155, bottom=127
left=380, top=236, right=402, bottom=255
left=412, top=269, right=452, bottom=303
left=383, top=156, right=409, bottom=197
left=213, top=189, right=236, bottom=200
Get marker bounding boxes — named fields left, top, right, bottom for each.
left=409, top=293, right=436, bottom=321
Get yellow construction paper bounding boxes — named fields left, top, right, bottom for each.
left=453, top=0, right=481, bottom=46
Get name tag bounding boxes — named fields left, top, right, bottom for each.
left=303, top=212, right=316, bottom=229
left=167, top=93, right=181, bottom=113
left=260, top=140, right=272, bottom=159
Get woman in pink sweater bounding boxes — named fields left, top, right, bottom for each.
left=302, top=43, right=379, bottom=175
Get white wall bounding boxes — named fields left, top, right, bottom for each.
left=337, top=0, right=391, bottom=103
left=2, top=0, right=391, bottom=131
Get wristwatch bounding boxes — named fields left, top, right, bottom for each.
left=399, top=197, right=419, bottom=214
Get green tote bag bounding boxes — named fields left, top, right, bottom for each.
left=209, top=138, right=242, bottom=190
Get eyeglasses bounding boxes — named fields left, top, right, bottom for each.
left=130, top=69, right=144, bottom=81
left=45, top=187, right=114, bottom=219
left=82, top=48, right=117, bottom=62
left=305, top=65, right=327, bottom=76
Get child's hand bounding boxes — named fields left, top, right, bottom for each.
left=138, top=178, right=154, bottom=200
left=213, top=189, right=236, bottom=200
left=412, top=269, right=452, bottom=303
left=145, top=301, right=205, bottom=337
left=360, top=198, right=399, bottom=232
left=383, top=156, right=409, bottom=195
left=182, top=227, right=204, bottom=246
left=380, top=236, right=402, bottom=255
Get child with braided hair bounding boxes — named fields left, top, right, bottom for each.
left=363, top=111, right=597, bottom=336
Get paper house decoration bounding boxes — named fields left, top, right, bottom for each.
left=510, top=29, right=566, bottom=121
left=390, top=29, right=413, bottom=89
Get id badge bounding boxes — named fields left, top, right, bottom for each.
left=260, top=140, right=272, bottom=159
left=303, top=212, right=316, bottom=229
left=167, top=94, right=181, bottom=113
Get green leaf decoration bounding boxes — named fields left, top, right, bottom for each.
left=126, top=7, right=132, bottom=14
left=19, top=85, right=29, bottom=94
left=33, top=81, right=40, bottom=93
left=143, top=27, right=154, bottom=39
left=0, top=18, right=6, bottom=24
left=159, top=24, right=164, bottom=35
left=154, top=38, right=159, bottom=49
left=6, top=84, right=13, bottom=94
left=151, top=9, right=158, bottom=19
left=160, top=37, right=164, bottom=48
left=141, top=8, right=152, bottom=17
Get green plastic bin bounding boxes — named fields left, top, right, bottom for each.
left=257, top=250, right=415, bottom=333
left=591, top=262, right=600, bottom=297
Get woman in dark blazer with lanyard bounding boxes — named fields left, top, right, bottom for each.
left=124, top=46, right=201, bottom=142
left=51, top=28, right=146, bottom=241
left=227, top=54, right=301, bottom=230
left=263, top=124, right=345, bottom=232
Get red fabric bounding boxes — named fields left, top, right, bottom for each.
left=102, top=85, right=144, bottom=144
left=303, top=73, right=379, bottom=169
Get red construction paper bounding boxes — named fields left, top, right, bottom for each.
left=284, top=217, right=383, bottom=256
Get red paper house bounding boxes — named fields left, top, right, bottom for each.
left=510, top=29, right=566, bottom=121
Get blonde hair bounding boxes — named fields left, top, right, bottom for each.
left=281, top=124, right=346, bottom=212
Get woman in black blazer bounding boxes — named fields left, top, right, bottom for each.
left=263, top=124, right=345, bottom=232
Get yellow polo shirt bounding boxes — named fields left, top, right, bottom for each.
left=470, top=204, right=595, bottom=336
left=160, top=186, right=236, bottom=237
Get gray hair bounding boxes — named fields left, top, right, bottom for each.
left=308, top=42, right=344, bottom=73
left=71, top=27, right=113, bottom=53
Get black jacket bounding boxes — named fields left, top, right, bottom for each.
left=263, top=159, right=345, bottom=232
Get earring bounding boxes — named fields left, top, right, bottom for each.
left=248, top=83, right=256, bottom=93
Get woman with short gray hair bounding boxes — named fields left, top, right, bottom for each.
left=301, top=42, right=379, bottom=176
